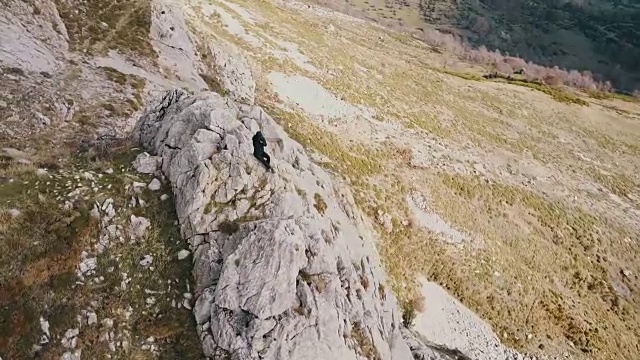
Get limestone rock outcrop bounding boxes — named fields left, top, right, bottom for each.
left=133, top=89, right=424, bottom=359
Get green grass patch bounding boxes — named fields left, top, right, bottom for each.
left=587, top=90, right=640, bottom=103
left=508, top=81, right=589, bottom=106
left=439, top=68, right=486, bottom=82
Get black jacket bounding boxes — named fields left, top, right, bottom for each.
left=252, top=131, right=267, bottom=153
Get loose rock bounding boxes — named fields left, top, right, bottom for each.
left=148, top=178, right=161, bottom=191
left=132, top=152, right=161, bottom=174
left=177, top=249, right=190, bottom=260
left=130, top=215, right=151, bottom=239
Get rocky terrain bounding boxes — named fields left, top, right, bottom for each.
left=1, top=0, right=639, bottom=360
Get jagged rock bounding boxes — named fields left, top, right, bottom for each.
left=133, top=89, right=436, bottom=360
left=40, top=317, right=50, bottom=342
left=377, top=210, right=393, bottom=233
left=209, top=42, right=256, bottom=105
left=2, top=147, right=31, bottom=163
left=130, top=215, right=151, bottom=239
left=86, top=311, right=98, bottom=326
left=0, top=0, right=67, bottom=73
left=62, top=328, right=79, bottom=348
left=133, top=152, right=162, bottom=174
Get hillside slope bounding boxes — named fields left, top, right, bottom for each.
left=1, top=0, right=639, bottom=359
left=314, top=0, right=640, bottom=91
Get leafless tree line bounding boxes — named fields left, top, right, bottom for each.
left=311, top=0, right=640, bottom=97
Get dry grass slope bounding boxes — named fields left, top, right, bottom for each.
left=207, top=1, right=640, bottom=359
left=54, top=0, right=156, bottom=58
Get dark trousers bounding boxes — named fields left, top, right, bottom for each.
left=253, top=150, right=271, bottom=170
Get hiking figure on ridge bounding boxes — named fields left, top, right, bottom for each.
left=252, top=130, right=274, bottom=172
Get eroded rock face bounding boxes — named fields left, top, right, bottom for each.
left=0, top=0, right=68, bottom=73
left=133, top=89, right=416, bottom=359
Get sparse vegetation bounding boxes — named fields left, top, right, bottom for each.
left=401, top=294, right=426, bottom=328
left=440, top=68, right=485, bottom=82
left=0, top=148, right=201, bottom=358
left=298, top=271, right=329, bottom=293
left=351, top=322, right=381, bottom=360
left=313, top=193, right=327, bottom=215
left=53, top=0, right=156, bottom=59
left=218, top=220, right=240, bottom=235
left=200, top=73, right=230, bottom=96
left=428, top=173, right=640, bottom=357
left=587, top=168, right=637, bottom=198
left=507, top=81, right=589, bottom=106
left=313, top=0, right=640, bottom=95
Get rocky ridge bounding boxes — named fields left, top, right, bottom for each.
left=131, top=73, right=537, bottom=360
left=133, top=88, right=419, bottom=359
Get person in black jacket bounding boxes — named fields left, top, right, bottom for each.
left=252, top=131, right=273, bottom=172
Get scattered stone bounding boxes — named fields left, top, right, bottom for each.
left=102, top=318, right=114, bottom=328
left=183, top=292, right=192, bottom=300
left=133, top=181, right=146, bottom=188
left=61, top=328, right=79, bottom=348
left=82, top=172, right=95, bottom=181
left=40, top=316, right=50, bottom=340
left=148, top=178, right=161, bottom=191
left=182, top=298, right=192, bottom=310
left=177, top=249, right=190, bottom=260
left=0, top=100, right=7, bottom=108
left=139, top=255, right=153, bottom=267
left=621, top=269, right=633, bottom=279
left=160, top=194, right=170, bottom=201
left=377, top=210, right=393, bottom=233
left=7, top=209, right=21, bottom=218
left=35, top=112, right=51, bottom=126
left=104, top=168, right=114, bottom=174
left=36, top=168, right=48, bottom=177
left=146, top=297, right=156, bottom=305
left=130, top=215, right=151, bottom=239
left=132, top=152, right=161, bottom=174
left=87, top=311, right=98, bottom=326
left=77, top=252, right=98, bottom=278
left=61, top=350, right=81, bottom=360
left=90, top=204, right=100, bottom=219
